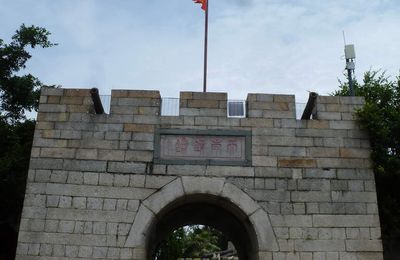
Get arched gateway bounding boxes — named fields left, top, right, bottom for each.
left=16, top=88, right=383, bottom=259
left=125, top=176, right=278, bottom=259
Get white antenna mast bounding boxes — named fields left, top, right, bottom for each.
left=343, top=31, right=356, bottom=96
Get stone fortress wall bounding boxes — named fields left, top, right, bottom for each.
left=16, top=87, right=383, bottom=259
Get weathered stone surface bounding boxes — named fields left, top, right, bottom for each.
left=17, top=88, right=382, bottom=259
left=125, top=204, right=155, bottom=247
left=313, top=215, right=380, bottom=227
left=182, top=176, right=225, bottom=195
left=221, top=183, right=260, bottom=215
left=250, top=209, right=279, bottom=251
left=142, top=178, right=184, bottom=214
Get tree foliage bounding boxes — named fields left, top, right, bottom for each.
left=0, top=24, right=55, bottom=259
left=334, top=71, right=400, bottom=239
left=0, top=24, right=56, bottom=122
left=154, top=225, right=226, bottom=260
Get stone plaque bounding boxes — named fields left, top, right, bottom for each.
left=154, top=129, right=251, bottom=166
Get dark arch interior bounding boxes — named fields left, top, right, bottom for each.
left=146, top=195, right=259, bottom=260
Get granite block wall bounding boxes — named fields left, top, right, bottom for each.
left=16, top=87, right=382, bottom=260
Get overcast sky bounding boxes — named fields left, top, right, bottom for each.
left=1, top=0, right=399, bottom=102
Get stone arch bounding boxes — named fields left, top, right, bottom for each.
left=125, top=176, right=278, bottom=259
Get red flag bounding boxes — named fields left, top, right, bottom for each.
left=193, top=0, right=207, bottom=11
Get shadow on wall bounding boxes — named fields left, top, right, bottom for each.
left=0, top=223, right=17, bottom=260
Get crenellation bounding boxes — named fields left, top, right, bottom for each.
left=16, top=87, right=382, bottom=259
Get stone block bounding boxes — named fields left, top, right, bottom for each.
left=34, top=170, right=51, bottom=182
left=46, top=195, right=59, bottom=207
left=188, top=99, right=219, bottom=108
left=331, top=191, right=377, bottom=203
left=130, top=175, right=146, bottom=187
left=253, top=156, right=277, bottom=167
left=59, top=196, right=72, bottom=208
left=99, top=173, right=114, bottom=186
left=46, top=208, right=135, bottom=224
left=270, top=215, right=313, bottom=227
left=64, top=159, right=107, bottom=172
left=192, top=92, right=227, bottom=101
left=247, top=93, right=274, bottom=102
left=103, top=199, right=117, bottom=211
left=30, top=158, right=64, bottom=170
left=98, top=150, right=125, bottom=161
left=107, top=161, right=147, bottom=174
left=52, top=244, right=66, bottom=257
left=291, top=191, right=331, bottom=202
left=206, top=166, right=254, bottom=177
left=76, top=148, right=98, bottom=160
left=194, top=116, right=218, bottom=125
left=269, top=147, right=306, bottom=157
left=78, top=246, right=93, bottom=258
left=127, top=200, right=139, bottom=212
left=40, top=244, right=53, bottom=256
left=125, top=150, right=153, bottom=162
left=67, top=171, right=83, bottom=184
left=123, top=123, right=155, bottom=132
left=337, top=169, right=374, bottom=180
left=167, top=165, right=206, bottom=176
left=306, top=203, right=319, bottom=214
left=49, top=170, right=68, bottom=183
left=313, top=215, right=380, bottom=227
left=143, top=178, right=184, bottom=214
left=128, top=141, right=154, bottom=150
left=72, top=197, right=87, bottom=209
left=93, top=222, right=106, bottom=234
left=24, top=194, right=46, bottom=207
left=307, top=147, right=339, bottom=158
left=221, top=182, right=260, bottom=215
left=317, top=158, right=368, bottom=169
left=319, top=203, right=346, bottom=214
left=297, top=180, right=330, bottom=191
left=145, top=175, right=176, bottom=189
left=59, top=220, right=75, bottom=233
left=117, top=97, right=160, bottom=107
left=125, top=205, right=155, bottom=247
left=117, top=199, right=127, bottom=210
left=240, top=118, right=273, bottom=127
left=295, top=240, right=345, bottom=252
left=46, top=183, right=154, bottom=200
left=250, top=190, right=290, bottom=202
left=357, top=253, right=383, bottom=260
left=278, top=159, right=317, bottom=168
left=93, top=247, right=108, bottom=258
left=339, top=148, right=370, bottom=158
left=113, top=174, right=130, bottom=187
left=83, top=172, right=99, bottom=185
left=317, top=112, right=341, bottom=120
left=263, top=110, right=295, bottom=119
left=133, top=115, right=160, bottom=124
left=345, top=240, right=382, bottom=252
left=339, top=96, right=365, bottom=105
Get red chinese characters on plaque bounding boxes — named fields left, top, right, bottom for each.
left=160, top=135, right=245, bottom=161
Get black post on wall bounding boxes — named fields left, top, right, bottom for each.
left=301, top=92, right=318, bottom=120
left=90, top=88, right=105, bottom=114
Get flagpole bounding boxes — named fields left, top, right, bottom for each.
left=203, top=0, right=209, bottom=92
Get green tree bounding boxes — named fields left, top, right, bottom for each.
left=183, top=226, right=223, bottom=257
left=154, top=225, right=226, bottom=260
left=334, top=71, right=400, bottom=249
left=0, top=24, right=56, bottom=259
